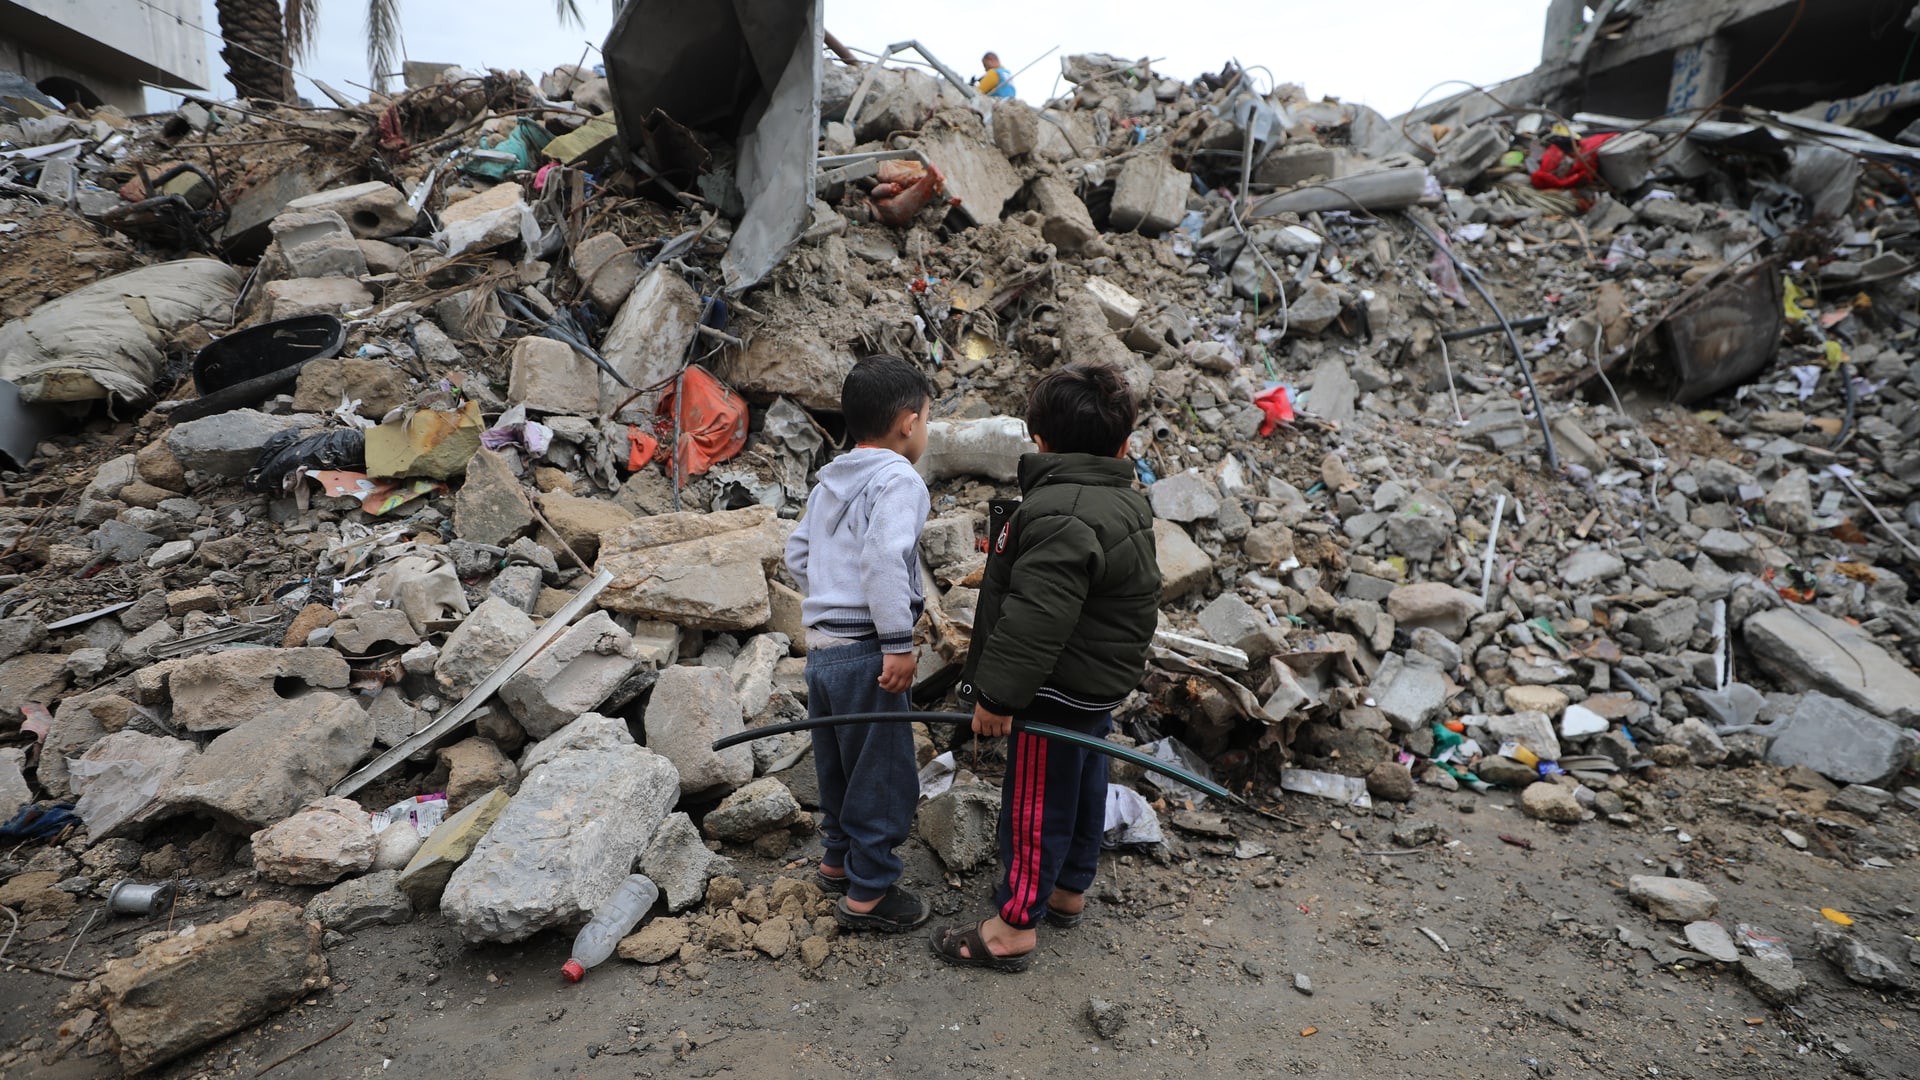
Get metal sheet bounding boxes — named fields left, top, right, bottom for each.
left=603, top=0, right=821, bottom=292
left=1656, top=263, right=1783, bottom=405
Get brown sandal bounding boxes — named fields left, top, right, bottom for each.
left=930, top=920, right=1032, bottom=973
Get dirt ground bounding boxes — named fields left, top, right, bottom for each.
left=4, top=755, right=1919, bottom=1080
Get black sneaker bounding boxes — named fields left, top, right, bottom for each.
left=813, top=866, right=850, bottom=895
left=834, top=884, right=931, bottom=933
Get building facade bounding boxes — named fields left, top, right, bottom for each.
left=1, top=0, right=208, bottom=114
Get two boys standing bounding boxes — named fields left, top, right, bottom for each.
left=783, top=356, right=1159, bottom=971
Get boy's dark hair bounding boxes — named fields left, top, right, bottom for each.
left=1025, top=363, right=1136, bottom=456
left=982, top=51, right=1000, bottom=66
left=842, top=354, right=934, bottom=442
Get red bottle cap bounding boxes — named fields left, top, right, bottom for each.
left=561, top=959, right=585, bottom=983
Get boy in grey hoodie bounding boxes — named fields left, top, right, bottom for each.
left=783, top=355, right=934, bottom=932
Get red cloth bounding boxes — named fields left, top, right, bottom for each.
left=626, top=425, right=659, bottom=472
left=1253, top=385, right=1294, bottom=435
left=656, top=365, right=748, bottom=485
left=1531, top=133, right=1618, bottom=191
left=870, top=164, right=947, bottom=227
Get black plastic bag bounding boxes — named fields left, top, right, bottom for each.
left=246, top=428, right=366, bottom=492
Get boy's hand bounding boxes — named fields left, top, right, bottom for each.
left=877, top=651, right=916, bottom=693
left=971, top=704, right=1014, bottom=737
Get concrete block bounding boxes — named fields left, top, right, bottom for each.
left=285, top=180, right=417, bottom=239
left=267, top=210, right=369, bottom=278
left=507, top=336, right=599, bottom=415
left=1109, top=154, right=1189, bottom=235
left=264, top=276, right=374, bottom=321
left=573, top=231, right=637, bottom=313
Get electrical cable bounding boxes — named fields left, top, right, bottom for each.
left=1406, top=216, right=1561, bottom=473
left=711, top=711, right=1239, bottom=804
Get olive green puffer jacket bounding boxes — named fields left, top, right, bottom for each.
left=958, top=452, right=1160, bottom=714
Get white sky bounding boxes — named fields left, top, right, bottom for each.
left=167, top=0, right=1547, bottom=118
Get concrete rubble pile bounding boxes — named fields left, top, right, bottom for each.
left=2, top=26, right=1920, bottom=1072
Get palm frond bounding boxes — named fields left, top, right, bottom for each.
left=366, top=0, right=401, bottom=87
left=553, top=0, right=582, bottom=27
left=284, top=0, right=320, bottom=62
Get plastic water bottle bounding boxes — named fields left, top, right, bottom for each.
left=561, top=875, right=658, bottom=983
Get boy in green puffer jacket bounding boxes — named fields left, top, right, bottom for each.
left=931, top=362, right=1160, bottom=973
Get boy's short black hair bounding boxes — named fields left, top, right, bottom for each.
left=982, top=51, right=1000, bottom=65
left=842, top=354, right=934, bottom=442
left=1025, top=363, right=1136, bottom=456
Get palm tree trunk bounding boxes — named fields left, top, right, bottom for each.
left=214, top=0, right=293, bottom=102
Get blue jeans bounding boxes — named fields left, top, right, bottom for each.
left=804, top=640, right=917, bottom=902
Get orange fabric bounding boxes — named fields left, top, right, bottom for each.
left=870, top=164, right=947, bottom=227
left=627, top=425, right=659, bottom=471
left=656, top=365, right=748, bottom=484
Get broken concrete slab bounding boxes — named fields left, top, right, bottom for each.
left=263, top=276, right=375, bottom=321
left=1150, top=471, right=1220, bottom=522
left=498, top=610, right=642, bottom=738
left=506, top=335, right=600, bottom=416
left=1154, top=519, right=1211, bottom=599
left=250, top=796, right=376, bottom=885
left=267, top=209, right=369, bottom=279
left=440, top=740, right=679, bottom=942
left=1766, top=692, right=1918, bottom=787
left=572, top=231, right=639, bottom=313
left=919, top=119, right=1023, bottom=227
left=438, top=736, right=519, bottom=812
left=64, top=901, right=327, bottom=1075
left=917, top=783, right=1000, bottom=871
left=1745, top=606, right=1920, bottom=725
left=640, top=811, right=735, bottom=913
left=702, top=776, right=806, bottom=842
left=285, top=180, right=416, bottom=238
left=397, top=787, right=509, bottom=907
left=1480, top=710, right=1561, bottom=761
left=1385, top=582, right=1481, bottom=640
left=165, top=408, right=322, bottom=478
left=599, top=266, right=702, bottom=414
left=714, top=322, right=853, bottom=413
left=165, top=694, right=374, bottom=831
left=596, top=505, right=789, bottom=630
left=1629, top=875, right=1718, bottom=922
left=438, top=181, right=537, bottom=256
left=1370, top=653, right=1452, bottom=734
left=330, top=609, right=421, bottom=653
left=1559, top=547, right=1626, bottom=587
left=165, top=646, right=349, bottom=732
left=291, top=356, right=412, bottom=417
left=454, top=447, right=533, bottom=547
left=434, top=596, right=537, bottom=698
left=305, top=869, right=414, bottom=932
left=535, top=490, right=632, bottom=563
left=1029, top=174, right=1106, bottom=256
left=1109, top=153, right=1189, bottom=236
left=644, top=664, right=753, bottom=797
left=0, top=748, right=28, bottom=823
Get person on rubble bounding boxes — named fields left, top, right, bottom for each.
left=975, top=52, right=1017, bottom=99
left=783, top=355, right=937, bottom=934
left=931, top=363, right=1161, bottom=972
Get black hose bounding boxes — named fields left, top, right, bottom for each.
left=1407, top=217, right=1562, bottom=473
left=713, top=711, right=1240, bottom=804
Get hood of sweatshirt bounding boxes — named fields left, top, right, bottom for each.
left=812, top=446, right=915, bottom=532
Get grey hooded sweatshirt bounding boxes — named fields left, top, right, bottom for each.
left=783, top=447, right=929, bottom=653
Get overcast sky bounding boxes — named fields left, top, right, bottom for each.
left=169, top=0, right=1548, bottom=118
